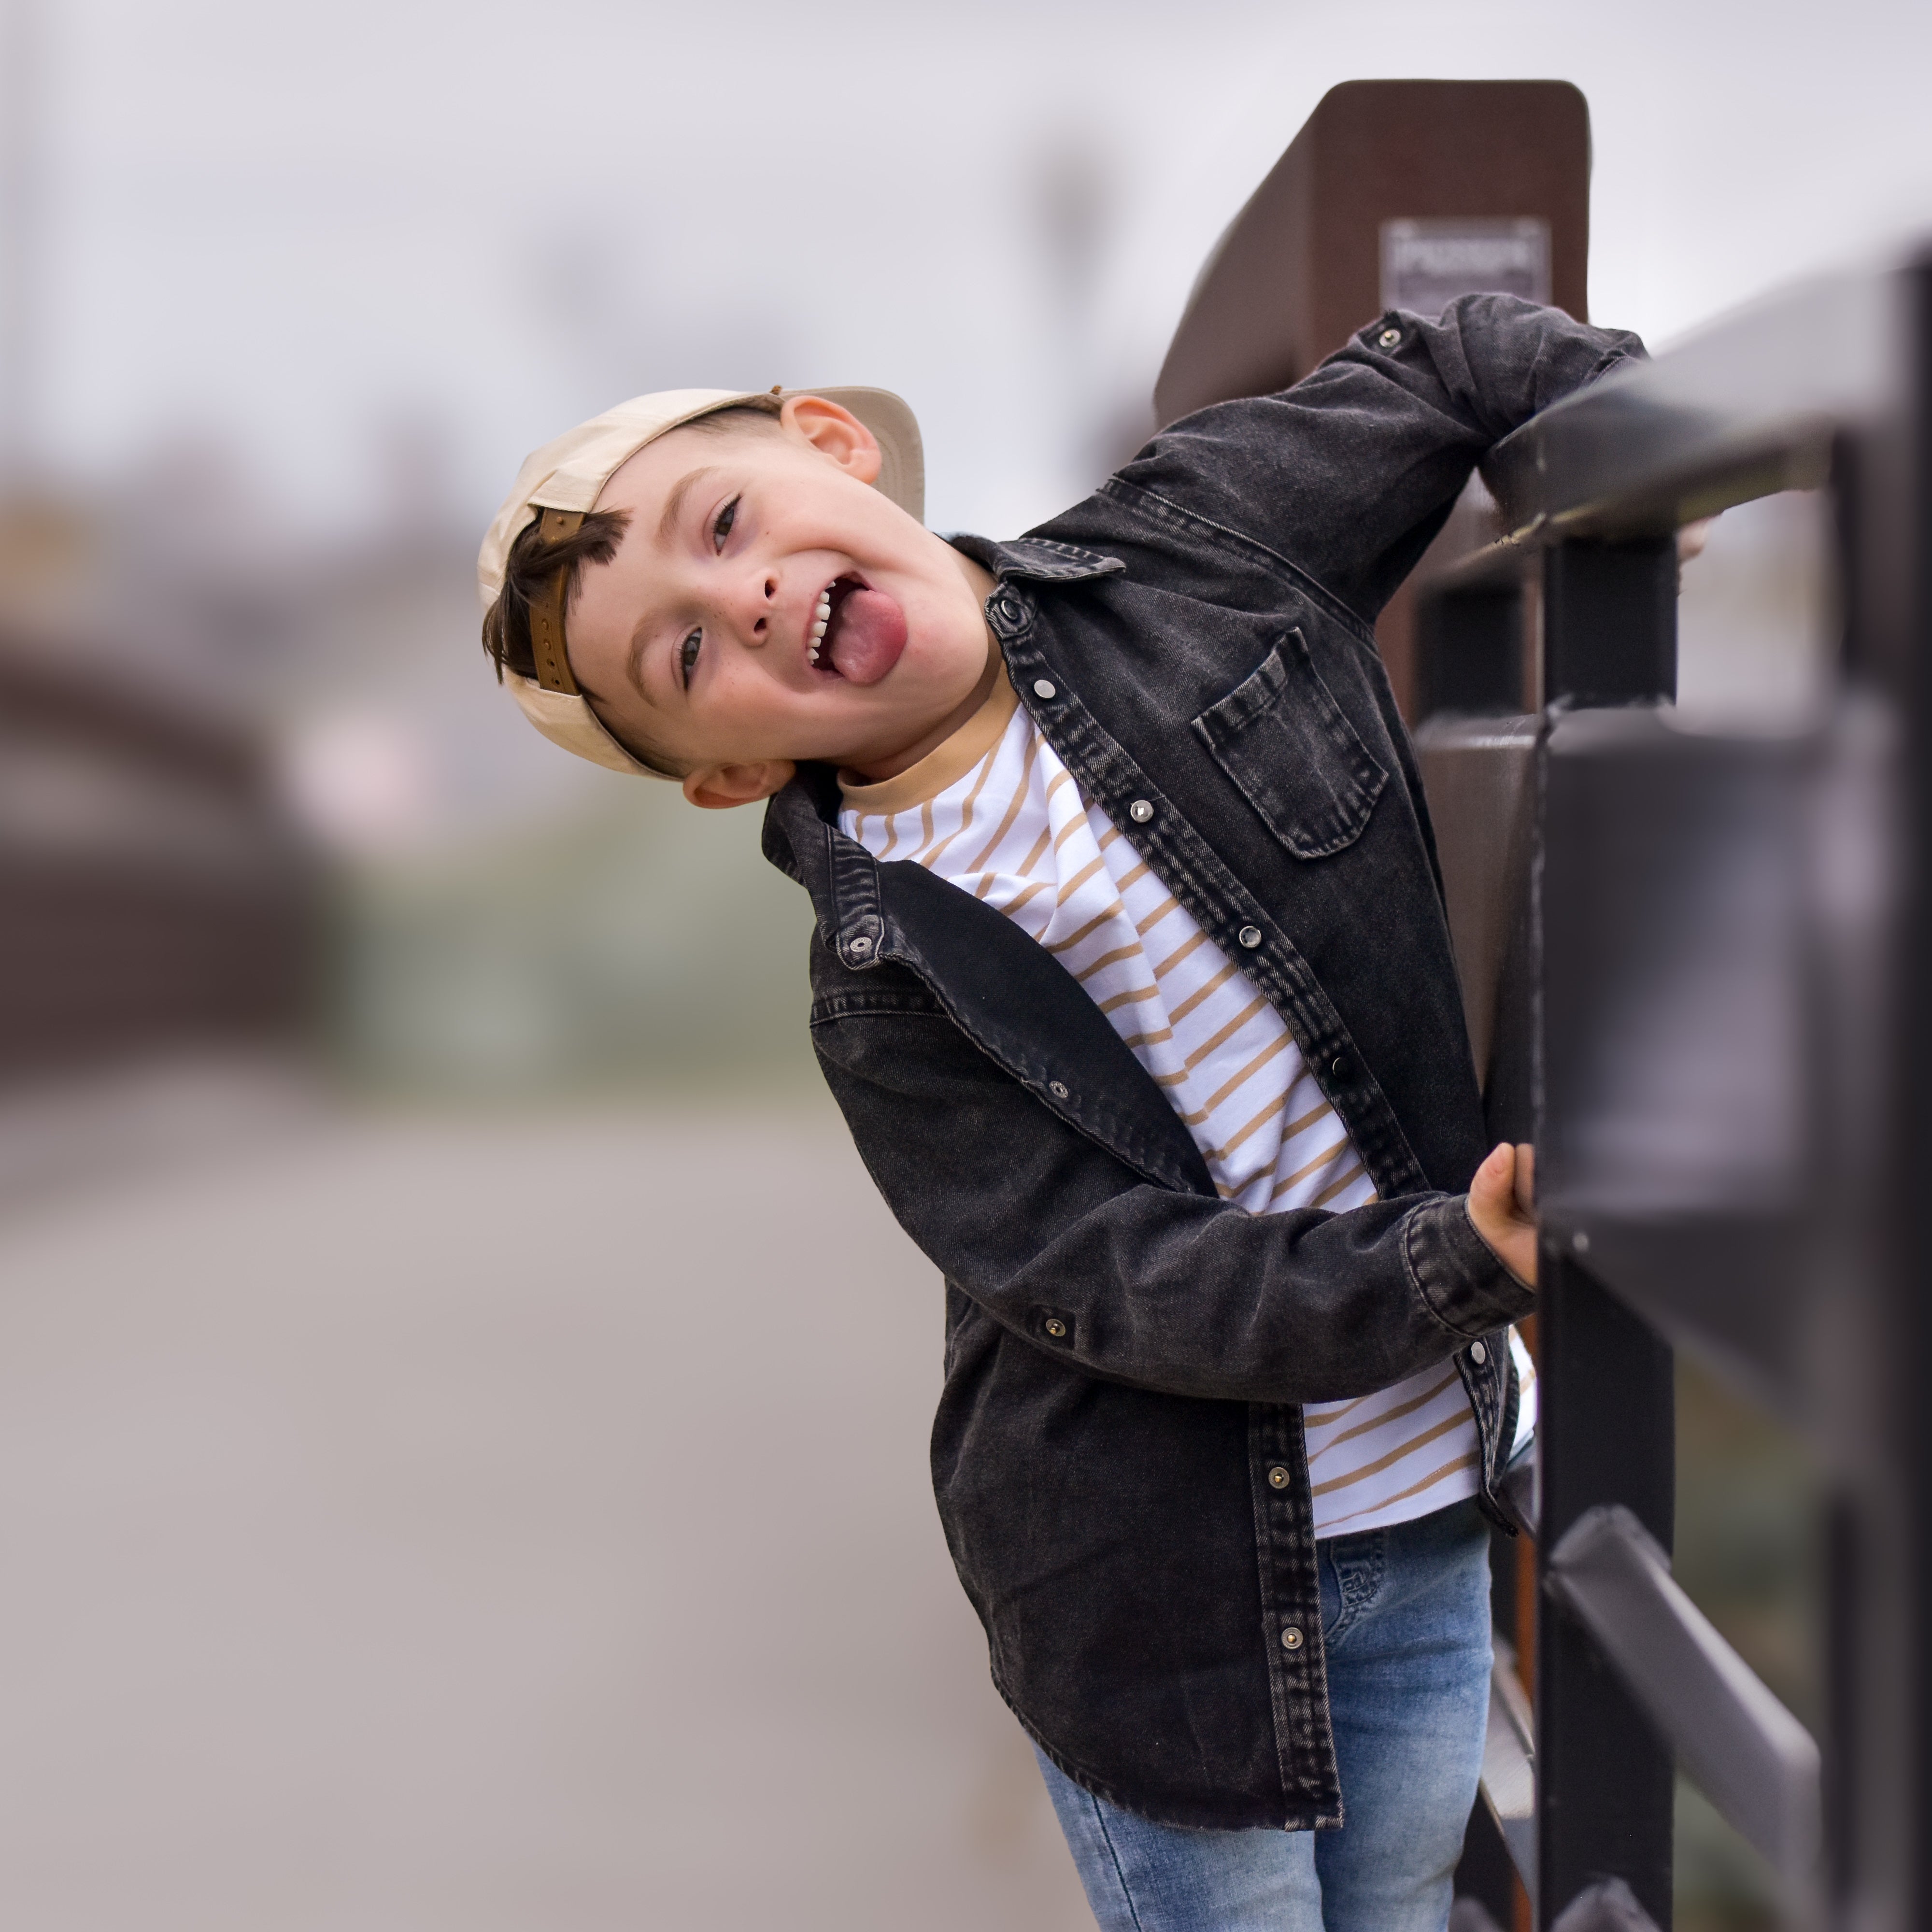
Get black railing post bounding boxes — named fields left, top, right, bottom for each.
left=1537, top=535, right=1680, bottom=1930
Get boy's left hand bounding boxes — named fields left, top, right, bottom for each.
left=1467, top=1142, right=1536, bottom=1288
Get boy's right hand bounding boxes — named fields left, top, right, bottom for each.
left=1467, top=1142, right=1536, bottom=1289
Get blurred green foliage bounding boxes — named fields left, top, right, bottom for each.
left=329, top=784, right=820, bottom=1097
left=1672, top=1354, right=1821, bottom=1932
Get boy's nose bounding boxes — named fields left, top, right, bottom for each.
left=740, top=574, right=780, bottom=648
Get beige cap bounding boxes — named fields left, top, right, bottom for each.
left=478, top=386, right=926, bottom=778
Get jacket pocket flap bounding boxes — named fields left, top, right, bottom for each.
left=1191, top=633, right=1388, bottom=860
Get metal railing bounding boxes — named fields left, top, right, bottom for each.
left=1416, top=247, right=1932, bottom=1931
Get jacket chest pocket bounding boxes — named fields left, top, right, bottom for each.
left=1190, top=631, right=1387, bottom=860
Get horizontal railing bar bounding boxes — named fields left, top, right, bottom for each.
left=1485, top=263, right=1910, bottom=539
left=1545, top=1504, right=1822, bottom=1893
left=1548, top=1876, right=1665, bottom=1931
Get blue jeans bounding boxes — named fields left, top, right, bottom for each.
left=1034, top=1499, right=1492, bottom=1932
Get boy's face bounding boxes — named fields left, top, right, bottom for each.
left=565, top=397, right=998, bottom=808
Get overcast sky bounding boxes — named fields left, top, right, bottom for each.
left=13, top=0, right=1932, bottom=541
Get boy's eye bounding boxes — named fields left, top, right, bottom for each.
left=679, top=629, right=702, bottom=687
left=711, top=497, right=738, bottom=552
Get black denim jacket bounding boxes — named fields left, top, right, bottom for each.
left=761, top=296, right=1642, bottom=1831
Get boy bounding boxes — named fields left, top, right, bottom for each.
left=477, top=295, right=1637, bottom=1932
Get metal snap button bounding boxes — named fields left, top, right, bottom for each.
left=1033, top=679, right=1057, bottom=700
left=1044, top=1318, right=1068, bottom=1339
left=1280, top=1625, right=1305, bottom=1651
left=1378, top=326, right=1402, bottom=349
left=1329, top=1053, right=1350, bottom=1081
left=1128, top=799, right=1154, bottom=824
left=1470, top=1340, right=1488, bottom=1366
left=1048, top=1080, right=1069, bottom=1099
left=848, top=936, right=873, bottom=955
left=1267, top=1465, right=1291, bottom=1491
left=1238, top=925, right=1262, bottom=950
left=1572, top=1230, right=1591, bottom=1254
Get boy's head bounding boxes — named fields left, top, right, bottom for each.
left=479, top=387, right=999, bottom=808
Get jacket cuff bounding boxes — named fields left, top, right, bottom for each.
left=1402, top=1195, right=1537, bottom=1338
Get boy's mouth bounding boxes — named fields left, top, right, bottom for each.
left=808, top=575, right=908, bottom=687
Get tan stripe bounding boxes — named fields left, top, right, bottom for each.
left=1043, top=767, right=1074, bottom=803
left=999, top=879, right=1054, bottom=920
left=1098, top=823, right=1121, bottom=851
left=1050, top=854, right=1107, bottom=911
left=1015, top=825, right=1052, bottom=878
left=1151, top=929, right=1208, bottom=979
left=1198, top=1031, right=1293, bottom=1114
left=1182, top=994, right=1269, bottom=1070
left=1051, top=812, right=1089, bottom=856
left=1097, top=982, right=1161, bottom=1015
left=1049, top=900, right=1126, bottom=957
left=960, top=728, right=1041, bottom=872
left=1268, top=1137, right=1354, bottom=1203
left=1280, top=1099, right=1335, bottom=1140
left=1153, top=1067, right=1189, bottom=1086
left=1205, top=1089, right=1286, bottom=1163
left=1074, top=941, right=1147, bottom=984
left=1301, top=1388, right=1383, bottom=1431
left=1121, top=1027, right=1175, bottom=1051
left=1134, top=895, right=1179, bottom=937
left=1309, top=1411, right=1469, bottom=1497
left=915, top=745, right=1001, bottom=869
left=1313, top=1452, right=1480, bottom=1533
left=1168, top=960, right=1236, bottom=1024
left=1307, top=1370, right=1461, bottom=1461
left=1310, top=1161, right=1368, bottom=1208
left=1115, top=860, right=1151, bottom=891
left=877, top=813, right=902, bottom=861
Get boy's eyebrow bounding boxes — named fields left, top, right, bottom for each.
left=658, top=465, right=720, bottom=545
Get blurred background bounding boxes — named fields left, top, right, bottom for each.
left=0, top=2, right=1923, bottom=1926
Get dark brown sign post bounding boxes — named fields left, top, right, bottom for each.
left=1154, top=79, right=1591, bottom=718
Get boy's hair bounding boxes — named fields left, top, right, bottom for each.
left=478, top=399, right=787, bottom=778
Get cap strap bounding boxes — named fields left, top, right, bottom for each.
left=529, top=507, right=586, bottom=694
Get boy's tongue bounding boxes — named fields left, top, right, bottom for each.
left=825, top=587, right=908, bottom=685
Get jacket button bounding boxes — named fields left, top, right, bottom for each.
left=1267, top=1465, right=1291, bottom=1490
left=1329, top=1053, right=1350, bottom=1080
left=1044, top=1318, right=1068, bottom=1339
left=1129, top=799, right=1154, bottom=824
left=1280, top=1624, right=1305, bottom=1651
left=1048, top=1080, right=1069, bottom=1099
left=1470, top=1340, right=1488, bottom=1365
left=848, top=936, right=873, bottom=955
left=1238, top=925, right=1262, bottom=950
left=1378, top=326, right=1402, bottom=349
left=1033, top=679, right=1057, bottom=700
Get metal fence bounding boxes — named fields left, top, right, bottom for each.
left=1416, top=250, right=1931, bottom=1930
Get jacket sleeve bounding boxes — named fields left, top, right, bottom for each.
left=1117, top=293, right=1646, bottom=625
left=811, top=982, right=1536, bottom=1406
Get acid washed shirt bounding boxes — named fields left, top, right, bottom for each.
left=760, top=294, right=1641, bottom=1830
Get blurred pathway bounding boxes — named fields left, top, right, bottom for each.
left=0, top=1092, right=1091, bottom=1932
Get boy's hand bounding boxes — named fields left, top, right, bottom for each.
left=1467, top=1142, right=1536, bottom=1289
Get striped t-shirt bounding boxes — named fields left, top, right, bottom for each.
left=840, top=667, right=1534, bottom=1539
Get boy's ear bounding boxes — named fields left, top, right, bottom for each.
left=779, top=395, right=881, bottom=486
left=682, top=759, right=796, bottom=811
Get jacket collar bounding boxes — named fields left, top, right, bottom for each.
left=946, top=531, right=1126, bottom=584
